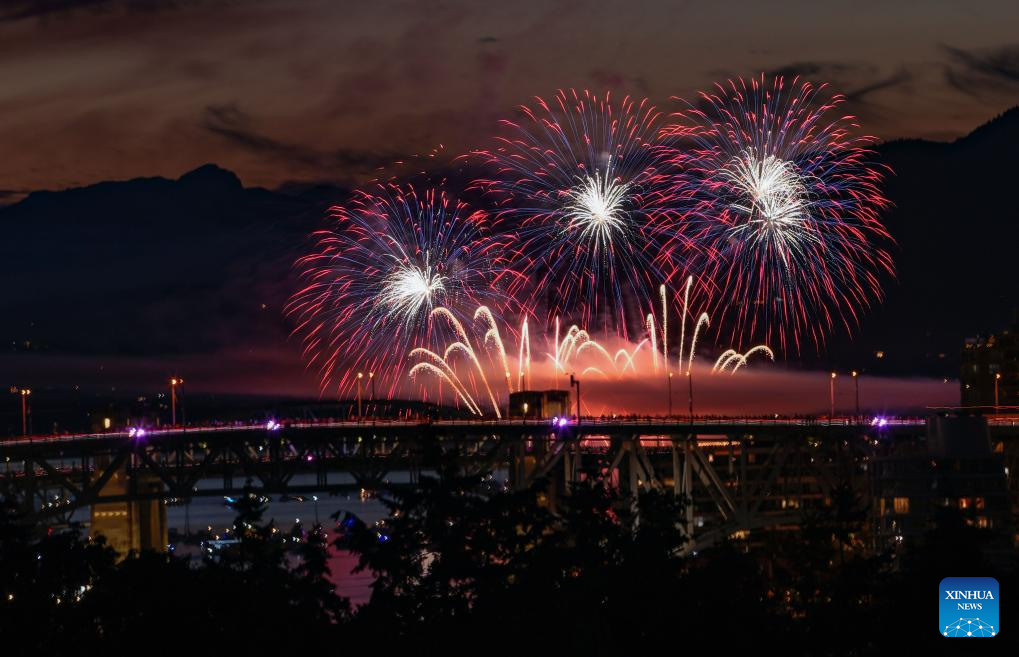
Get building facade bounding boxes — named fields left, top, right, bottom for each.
left=961, top=319, right=1019, bottom=410
left=870, top=415, right=1011, bottom=549
left=508, top=390, right=571, bottom=420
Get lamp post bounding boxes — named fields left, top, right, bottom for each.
left=995, top=372, right=1001, bottom=414
left=852, top=371, right=860, bottom=422
left=569, top=374, right=581, bottom=425
left=687, top=370, right=694, bottom=424
left=567, top=374, right=582, bottom=486
left=505, top=371, right=511, bottom=418
left=356, top=372, right=363, bottom=421
left=368, top=372, right=375, bottom=418
left=829, top=372, right=837, bottom=424
left=668, top=372, right=674, bottom=418
left=169, top=378, right=182, bottom=426
left=15, top=388, right=31, bottom=436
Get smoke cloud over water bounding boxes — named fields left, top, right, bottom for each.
left=568, top=365, right=957, bottom=417
left=2, top=343, right=958, bottom=418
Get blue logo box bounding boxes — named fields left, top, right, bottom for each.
left=940, top=577, right=999, bottom=637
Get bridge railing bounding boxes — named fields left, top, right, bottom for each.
left=0, top=414, right=953, bottom=449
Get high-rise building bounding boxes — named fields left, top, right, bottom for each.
left=870, top=415, right=1010, bottom=549
left=961, top=318, right=1019, bottom=411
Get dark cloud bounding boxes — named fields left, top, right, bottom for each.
left=0, top=0, right=199, bottom=21
left=943, top=65, right=979, bottom=98
left=202, top=103, right=398, bottom=176
left=845, top=68, right=912, bottom=103
left=766, top=61, right=857, bottom=80
left=941, top=43, right=1019, bottom=95
left=0, top=0, right=114, bottom=21
left=763, top=61, right=910, bottom=102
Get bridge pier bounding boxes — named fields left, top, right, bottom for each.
left=90, top=457, right=167, bottom=557
left=316, top=449, right=328, bottom=487
left=563, top=444, right=574, bottom=489
left=508, top=436, right=529, bottom=490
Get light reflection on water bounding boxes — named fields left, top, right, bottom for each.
left=166, top=473, right=392, bottom=605
left=74, top=469, right=507, bottom=605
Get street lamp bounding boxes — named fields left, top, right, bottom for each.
left=13, top=387, right=32, bottom=436
left=569, top=374, right=581, bottom=425
left=686, top=370, right=694, bottom=424
left=995, top=372, right=1001, bottom=414
left=829, top=372, right=837, bottom=424
left=668, top=372, right=674, bottom=418
left=851, top=371, right=860, bottom=422
left=169, top=377, right=183, bottom=426
left=368, top=372, right=375, bottom=418
left=504, top=371, right=512, bottom=418
left=356, top=372, right=364, bottom=421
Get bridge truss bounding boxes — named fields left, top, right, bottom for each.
left=1, top=419, right=941, bottom=551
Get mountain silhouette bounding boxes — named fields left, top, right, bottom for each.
left=0, top=165, right=339, bottom=360
left=829, top=106, right=1019, bottom=378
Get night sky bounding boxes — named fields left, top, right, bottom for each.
left=2, top=0, right=1018, bottom=199
left=2, top=0, right=1019, bottom=416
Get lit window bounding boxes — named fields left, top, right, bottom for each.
left=959, top=497, right=972, bottom=510
left=893, top=497, right=910, bottom=514
left=975, top=497, right=985, bottom=510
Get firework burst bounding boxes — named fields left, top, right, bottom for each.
left=666, top=75, right=894, bottom=352
left=468, top=89, right=693, bottom=338
left=286, top=183, right=502, bottom=397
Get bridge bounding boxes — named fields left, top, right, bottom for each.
left=3, top=415, right=1018, bottom=554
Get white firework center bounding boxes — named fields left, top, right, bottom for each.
left=564, top=164, right=632, bottom=249
left=379, top=250, right=448, bottom=327
left=722, top=148, right=821, bottom=268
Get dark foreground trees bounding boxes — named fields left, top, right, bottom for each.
left=2, top=464, right=1016, bottom=656
left=0, top=488, right=348, bottom=655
